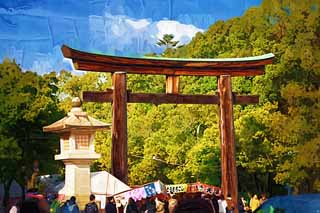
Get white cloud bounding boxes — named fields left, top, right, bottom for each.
left=156, top=20, right=203, bottom=44
left=125, top=19, right=150, bottom=30
left=88, top=13, right=203, bottom=55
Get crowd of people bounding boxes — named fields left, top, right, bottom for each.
left=101, top=191, right=268, bottom=213
left=6, top=190, right=268, bottom=213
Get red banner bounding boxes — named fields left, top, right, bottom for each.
left=187, top=182, right=221, bottom=194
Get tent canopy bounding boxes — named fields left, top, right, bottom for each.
left=38, top=171, right=130, bottom=197
left=257, top=194, right=320, bottom=212
left=90, top=171, right=131, bottom=196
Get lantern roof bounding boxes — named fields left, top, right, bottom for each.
left=43, top=97, right=110, bottom=133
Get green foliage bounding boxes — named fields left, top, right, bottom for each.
left=127, top=104, right=221, bottom=186
left=0, top=59, right=64, bottom=194
left=156, top=34, right=181, bottom=57
left=157, top=34, right=179, bottom=49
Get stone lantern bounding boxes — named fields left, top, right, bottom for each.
left=43, top=97, right=109, bottom=208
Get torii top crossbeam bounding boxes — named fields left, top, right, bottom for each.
left=62, top=45, right=274, bottom=76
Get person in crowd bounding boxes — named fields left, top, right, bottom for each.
left=62, top=196, right=79, bottom=213
left=105, top=197, right=117, bottom=213
left=61, top=200, right=70, bottom=213
left=202, top=193, right=215, bottom=213
left=163, top=196, right=169, bottom=213
left=238, top=198, right=245, bottom=213
left=9, top=200, right=21, bottom=213
left=240, top=197, right=247, bottom=208
left=174, top=192, right=214, bottom=213
left=218, top=194, right=227, bottom=213
left=211, top=193, right=219, bottom=213
left=19, top=192, right=49, bottom=213
left=249, top=194, right=260, bottom=212
left=139, top=199, right=147, bottom=212
left=168, top=194, right=178, bottom=213
left=238, top=197, right=250, bottom=213
left=225, top=195, right=235, bottom=213
left=84, top=194, right=99, bottom=213
left=125, top=198, right=139, bottom=213
left=259, top=193, right=267, bottom=205
left=145, top=197, right=156, bottom=213
left=50, top=197, right=62, bottom=213
left=155, top=197, right=165, bottom=213
left=115, top=199, right=124, bottom=213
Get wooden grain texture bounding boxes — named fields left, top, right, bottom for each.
left=83, top=91, right=259, bottom=105
left=218, top=75, right=238, bottom=213
left=111, top=72, right=128, bottom=184
left=166, top=75, right=180, bottom=94
left=62, top=45, right=274, bottom=76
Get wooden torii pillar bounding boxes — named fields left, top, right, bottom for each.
left=62, top=45, right=273, bottom=212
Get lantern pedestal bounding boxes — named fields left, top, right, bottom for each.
left=59, top=159, right=94, bottom=209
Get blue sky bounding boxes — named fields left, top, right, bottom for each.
left=0, top=0, right=262, bottom=74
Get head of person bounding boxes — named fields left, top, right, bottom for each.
left=128, top=197, right=135, bottom=204
left=239, top=198, right=243, bottom=204
left=107, top=196, right=114, bottom=203
left=90, top=194, right=95, bottom=201
left=220, top=194, right=225, bottom=200
left=253, top=194, right=258, bottom=199
left=70, top=196, right=76, bottom=204
left=116, top=199, right=122, bottom=208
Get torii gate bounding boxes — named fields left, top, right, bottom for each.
left=62, top=45, right=274, bottom=211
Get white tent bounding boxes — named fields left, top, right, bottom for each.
left=91, top=171, right=130, bottom=196
left=90, top=171, right=131, bottom=209
left=50, top=171, right=130, bottom=209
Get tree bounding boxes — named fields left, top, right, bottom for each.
left=157, top=34, right=179, bottom=49
left=0, top=59, right=64, bottom=206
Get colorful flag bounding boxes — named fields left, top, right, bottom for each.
left=144, top=183, right=157, bottom=197
left=155, top=180, right=166, bottom=194
left=125, top=187, right=146, bottom=201
left=166, top=184, right=188, bottom=194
